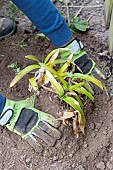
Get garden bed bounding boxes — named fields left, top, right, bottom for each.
left=0, top=0, right=113, bottom=169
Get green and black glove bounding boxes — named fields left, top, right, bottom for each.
left=0, top=96, right=61, bottom=152
left=61, top=37, right=107, bottom=94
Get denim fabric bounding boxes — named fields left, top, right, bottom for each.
left=12, top=0, right=72, bottom=47
left=0, top=94, right=6, bottom=114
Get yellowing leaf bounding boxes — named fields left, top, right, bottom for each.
left=25, top=55, right=40, bottom=63
left=10, top=64, right=40, bottom=87
left=46, top=70, right=64, bottom=97
left=57, top=111, right=74, bottom=120
left=40, top=63, right=69, bottom=90
left=48, top=49, right=60, bottom=67
left=72, top=117, right=79, bottom=138
left=61, top=95, right=86, bottom=128
left=29, top=77, right=38, bottom=92
left=44, top=49, right=59, bottom=64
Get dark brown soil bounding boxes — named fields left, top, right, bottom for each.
left=0, top=0, right=113, bottom=170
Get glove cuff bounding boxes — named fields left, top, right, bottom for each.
left=0, top=99, right=15, bottom=126
left=60, top=37, right=85, bottom=61
left=62, top=37, right=83, bottom=49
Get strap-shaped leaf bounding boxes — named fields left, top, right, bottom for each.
left=84, top=81, right=94, bottom=95
left=75, top=95, right=83, bottom=108
left=25, top=55, right=40, bottom=63
left=10, top=64, right=40, bottom=87
left=69, top=82, right=85, bottom=90
left=73, top=87, right=94, bottom=101
left=54, top=59, right=66, bottom=65
left=46, top=70, right=64, bottom=97
left=47, top=49, right=60, bottom=67
left=65, top=72, right=104, bottom=90
left=66, top=90, right=83, bottom=108
left=58, top=62, right=70, bottom=73
left=61, top=95, right=86, bottom=127
left=40, top=63, right=69, bottom=90
left=44, top=49, right=59, bottom=64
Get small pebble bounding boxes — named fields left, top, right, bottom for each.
left=68, top=145, right=71, bottom=149
left=84, top=143, right=88, bottom=148
left=96, top=123, right=102, bottom=129
left=78, top=165, right=85, bottom=170
left=25, top=158, right=31, bottom=164
left=81, top=155, right=87, bottom=162
left=48, top=159, right=53, bottom=164
left=72, top=163, right=76, bottom=168
left=103, top=130, right=107, bottom=135
left=106, top=161, right=113, bottom=169
left=90, top=122, right=95, bottom=130
left=60, top=155, right=64, bottom=159
left=96, top=0, right=100, bottom=3
left=69, top=153, right=73, bottom=158
left=53, top=155, right=58, bottom=161
left=96, top=161, right=105, bottom=170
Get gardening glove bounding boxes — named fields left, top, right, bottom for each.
left=0, top=96, right=61, bottom=152
left=60, top=37, right=107, bottom=94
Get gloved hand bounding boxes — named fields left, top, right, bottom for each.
left=60, top=37, right=107, bottom=94
left=0, top=95, right=61, bottom=152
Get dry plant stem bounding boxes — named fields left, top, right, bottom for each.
left=87, top=15, right=93, bottom=22
left=58, top=5, right=103, bottom=8
left=42, top=85, right=57, bottom=94
left=65, top=0, right=70, bottom=24
left=75, top=7, right=83, bottom=17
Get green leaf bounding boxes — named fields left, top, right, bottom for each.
left=25, top=55, right=40, bottom=63
left=69, top=17, right=89, bottom=32
left=40, top=63, right=69, bottom=90
left=66, top=90, right=84, bottom=108
left=44, top=49, right=59, bottom=64
left=65, top=72, right=104, bottom=90
left=54, top=59, right=66, bottom=65
left=69, top=81, right=94, bottom=101
left=35, top=33, right=49, bottom=40
left=61, top=95, right=86, bottom=127
left=7, top=62, right=20, bottom=73
left=10, top=64, right=40, bottom=87
left=58, top=0, right=70, bottom=3
left=65, top=0, right=70, bottom=4
left=74, top=17, right=89, bottom=31
left=75, top=95, right=83, bottom=108
left=84, top=81, right=94, bottom=95
left=69, top=82, right=85, bottom=90
left=58, top=61, right=70, bottom=73
left=46, top=70, right=64, bottom=97
left=75, top=87, right=94, bottom=101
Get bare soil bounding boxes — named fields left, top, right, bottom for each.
left=0, top=0, right=113, bottom=170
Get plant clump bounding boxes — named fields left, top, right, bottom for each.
left=10, top=48, right=105, bottom=137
